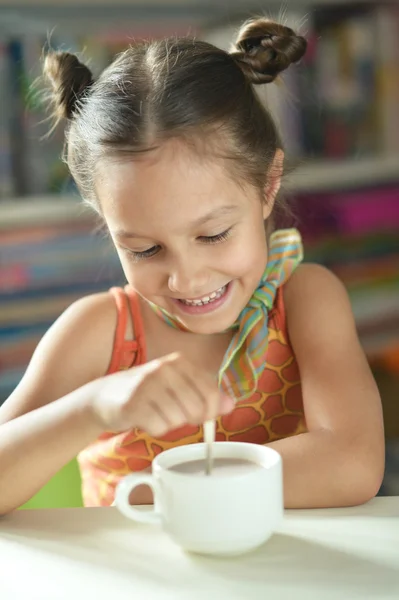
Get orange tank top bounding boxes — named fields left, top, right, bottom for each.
left=77, top=285, right=306, bottom=506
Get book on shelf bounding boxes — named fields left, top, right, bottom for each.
left=0, top=216, right=125, bottom=403
left=297, top=184, right=399, bottom=345
left=1, top=3, right=399, bottom=403
left=262, top=4, right=399, bottom=161
left=0, top=20, right=199, bottom=201
left=0, top=39, right=15, bottom=197
left=1, top=3, right=399, bottom=199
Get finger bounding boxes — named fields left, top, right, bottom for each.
left=132, top=352, right=181, bottom=380
left=152, top=388, right=190, bottom=431
left=157, top=361, right=207, bottom=424
left=172, top=358, right=223, bottom=422
left=136, top=362, right=199, bottom=430
left=133, top=401, right=170, bottom=438
left=151, top=353, right=231, bottom=422
left=220, top=393, right=235, bottom=414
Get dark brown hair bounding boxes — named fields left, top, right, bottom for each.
left=43, top=18, right=307, bottom=214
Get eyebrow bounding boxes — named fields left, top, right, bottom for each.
left=113, top=205, right=239, bottom=239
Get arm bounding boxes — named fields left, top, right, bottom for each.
left=0, top=293, right=117, bottom=514
left=268, top=264, right=384, bottom=509
left=0, top=292, right=232, bottom=513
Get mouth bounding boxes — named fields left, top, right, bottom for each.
left=171, top=282, right=232, bottom=315
left=180, top=285, right=227, bottom=306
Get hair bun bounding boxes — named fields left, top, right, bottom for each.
left=230, top=18, right=307, bottom=84
left=43, top=51, right=94, bottom=121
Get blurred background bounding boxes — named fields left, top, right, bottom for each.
left=0, top=0, right=398, bottom=494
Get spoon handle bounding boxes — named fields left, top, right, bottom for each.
left=204, top=419, right=216, bottom=475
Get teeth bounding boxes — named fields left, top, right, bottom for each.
left=180, top=285, right=226, bottom=306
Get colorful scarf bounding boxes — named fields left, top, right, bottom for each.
left=150, top=228, right=303, bottom=400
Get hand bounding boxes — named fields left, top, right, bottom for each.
left=91, top=352, right=234, bottom=437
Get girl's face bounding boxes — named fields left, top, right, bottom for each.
left=97, top=140, right=277, bottom=335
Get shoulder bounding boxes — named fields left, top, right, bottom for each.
left=283, top=262, right=358, bottom=353
left=284, top=263, right=351, bottom=314
left=55, top=290, right=118, bottom=344
left=31, top=290, right=120, bottom=383
left=285, top=262, right=347, bottom=295
left=62, top=289, right=116, bottom=322
left=0, top=290, right=121, bottom=420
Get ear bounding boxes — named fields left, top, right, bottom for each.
left=262, top=149, right=284, bottom=220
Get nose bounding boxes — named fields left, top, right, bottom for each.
left=167, top=253, right=209, bottom=297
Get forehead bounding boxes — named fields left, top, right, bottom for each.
left=95, top=140, right=253, bottom=233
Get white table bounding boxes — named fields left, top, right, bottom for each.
left=1, top=498, right=399, bottom=600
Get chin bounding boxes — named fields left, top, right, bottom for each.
left=176, top=310, right=239, bottom=335
left=180, top=322, right=227, bottom=336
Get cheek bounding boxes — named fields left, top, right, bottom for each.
left=118, top=254, right=161, bottom=294
left=224, top=226, right=267, bottom=276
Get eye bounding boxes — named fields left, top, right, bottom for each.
left=199, top=227, right=232, bottom=244
left=126, top=245, right=161, bottom=262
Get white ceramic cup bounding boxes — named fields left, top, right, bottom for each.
left=115, top=442, right=283, bottom=556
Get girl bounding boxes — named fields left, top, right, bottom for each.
left=0, top=18, right=384, bottom=513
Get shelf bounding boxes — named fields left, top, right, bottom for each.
left=285, top=154, right=399, bottom=193
left=1, top=155, right=398, bottom=228
left=1, top=0, right=197, bottom=6
left=0, top=196, right=93, bottom=229
left=0, top=0, right=383, bottom=37
left=361, top=328, right=399, bottom=360
left=0, top=0, right=380, bottom=30
left=0, top=3, right=205, bottom=36
left=0, top=0, right=379, bottom=6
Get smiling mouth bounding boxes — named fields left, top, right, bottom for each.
left=178, top=285, right=227, bottom=307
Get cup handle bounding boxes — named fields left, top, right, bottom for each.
left=115, top=473, right=162, bottom=525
